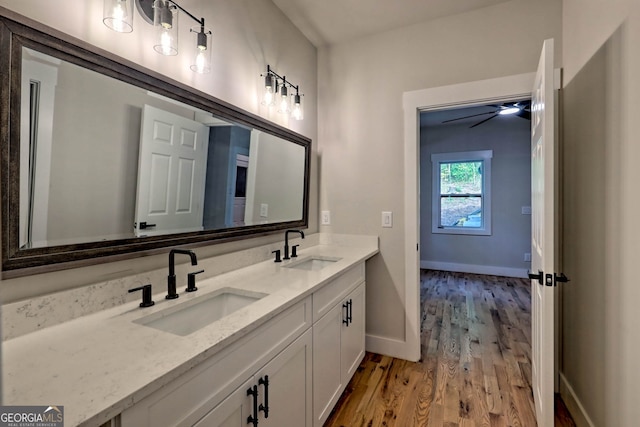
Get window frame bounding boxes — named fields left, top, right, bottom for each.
left=431, top=150, right=493, bottom=236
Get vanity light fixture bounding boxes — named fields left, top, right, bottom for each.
left=261, top=65, right=304, bottom=120
left=103, top=0, right=212, bottom=73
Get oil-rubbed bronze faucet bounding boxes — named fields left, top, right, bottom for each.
left=167, top=249, right=198, bottom=299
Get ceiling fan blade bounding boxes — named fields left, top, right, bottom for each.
left=442, top=110, right=497, bottom=123
left=516, top=110, right=531, bottom=120
left=470, top=114, right=498, bottom=128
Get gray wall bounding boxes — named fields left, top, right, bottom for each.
left=561, top=0, right=640, bottom=424
left=420, top=115, right=531, bottom=273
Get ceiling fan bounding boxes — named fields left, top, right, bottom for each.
left=442, top=100, right=531, bottom=128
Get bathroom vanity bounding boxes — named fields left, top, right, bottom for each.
left=2, top=235, right=378, bottom=427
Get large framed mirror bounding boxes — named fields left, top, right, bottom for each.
left=0, top=11, right=311, bottom=273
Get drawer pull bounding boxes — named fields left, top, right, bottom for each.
left=342, top=301, right=349, bottom=326
left=259, top=375, right=270, bottom=418
left=247, top=385, right=259, bottom=426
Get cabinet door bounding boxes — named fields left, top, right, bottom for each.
left=258, top=329, right=313, bottom=427
left=341, top=283, right=366, bottom=381
left=312, top=303, right=343, bottom=427
left=193, top=378, right=253, bottom=427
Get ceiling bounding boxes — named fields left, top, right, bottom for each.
left=272, top=0, right=513, bottom=46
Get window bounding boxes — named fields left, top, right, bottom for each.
left=431, top=150, right=492, bottom=235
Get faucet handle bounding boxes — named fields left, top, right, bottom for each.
left=291, top=245, right=300, bottom=258
left=272, top=250, right=282, bottom=263
left=186, top=270, right=205, bottom=292
left=129, top=284, right=155, bottom=308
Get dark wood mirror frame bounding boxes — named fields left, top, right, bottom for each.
left=0, top=9, right=311, bottom=274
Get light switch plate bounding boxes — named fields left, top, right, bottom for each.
left=260, top=203, right=268, bottom=218
left=321, top=210, right=331, bottom=225
left=382, top=211, right=393, bottom=228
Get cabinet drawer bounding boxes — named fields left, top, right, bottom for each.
left=312, top=262, right=364, bottom=322
left=121, top=296, right=311, bottom=427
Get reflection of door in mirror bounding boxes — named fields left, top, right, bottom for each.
left=232, top=154, right=249, bottom=226
left=134, top=105, right=209, bottom=237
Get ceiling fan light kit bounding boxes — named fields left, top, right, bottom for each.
left=442, top=100, right=532, bottom=128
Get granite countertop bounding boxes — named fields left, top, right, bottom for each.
left=2, top=236, right=378, bottom=427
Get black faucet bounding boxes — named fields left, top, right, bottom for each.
left=284, top=230, right=305, bottom=260
left=167, top=249, right=198, bottom=299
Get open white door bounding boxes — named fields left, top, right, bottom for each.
left=135, top=105, right=209, bottom=236
left=530, top=38, right=560, bottom=427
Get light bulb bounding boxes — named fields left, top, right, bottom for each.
left=291, top=94, right=303, bottom=120
left=263, top=87, right=274, bottom=106
left=499, top=106, right=520, bottom=115
left=159, top=30, right=174, bottom=55
left=193, top=50, right=207, bottom=73
left=278, top=85, right=289, bottom=113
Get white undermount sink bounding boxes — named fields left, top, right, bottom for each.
left=283, top=255, right=342, bottom=271
left=133, top=288, right=268, bottom=336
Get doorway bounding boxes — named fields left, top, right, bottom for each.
left=419, top=102, right=532, bottom=278
left=402, top=72, right=536, bottom=362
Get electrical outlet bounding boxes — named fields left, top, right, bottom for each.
left=260, top=203, right=268, bottom=218
left=321, top=210, right=331, bottom=225
left=522, top=206, right=532, bottom=215
left=382, top=211, right=393, bottom=228
left=524, top=252, right=531, bottom=262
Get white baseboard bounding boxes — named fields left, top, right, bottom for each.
left=420, top=260, right=528, bottom=278
left=560, top=372, right=596, bottom=427
left=365, top=334, right=419, bottom=362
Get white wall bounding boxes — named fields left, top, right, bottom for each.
left=0, top=0, right=318, bottom=303
left=561, top=0, right=640, bottom=425
left=318, top=0, right=562, bottom=352
left=420, top=116, right=531, bottom=275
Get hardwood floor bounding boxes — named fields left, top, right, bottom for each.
left=324, top=270, right=576, bottom=427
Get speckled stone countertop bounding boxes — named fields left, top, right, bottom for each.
left=1, top=235, right=378, bottom=427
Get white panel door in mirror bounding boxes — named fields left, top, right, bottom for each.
left=135, top=104, right=209, bottom=236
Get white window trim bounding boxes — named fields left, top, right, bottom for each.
left=431, top=150, right=493, bottom=236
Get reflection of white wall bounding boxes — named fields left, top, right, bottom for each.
left=247, top=131, right=305, bottom=224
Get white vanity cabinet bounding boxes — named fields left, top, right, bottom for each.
left=312, top=263, right=366, bottom=427
left=194, top=329, right=312, bottom=427
left=121, top=296, right=312, bottom=427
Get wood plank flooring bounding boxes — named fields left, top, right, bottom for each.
left=324, top=270, right=576, bottom=427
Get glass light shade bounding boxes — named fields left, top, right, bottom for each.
left=153, top=0, right=178, bottom=56
left=261, top=74, right=275, bottom=106
left=103, top=0, right=133, bottom=33
left=190, top=26, right=211, bottom=73
left=291, top=94, right=303, bottom=120
left=277, top=84, right=290, bottom=113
